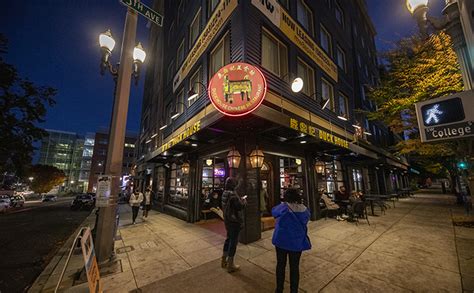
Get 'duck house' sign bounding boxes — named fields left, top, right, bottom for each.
left=208, top=62, right=267, bottom=116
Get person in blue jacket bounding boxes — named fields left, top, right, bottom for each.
left=272, top=188, right=311, bottom=293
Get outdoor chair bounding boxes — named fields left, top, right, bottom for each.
left=351, top=201, right=370, bottom=226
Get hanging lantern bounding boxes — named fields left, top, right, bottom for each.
left=227, top=147, right=241, bottom=169
left=181, top=162, right=190, bottom=174
left=249, top=147, right=265, bottom=169
left=315, top=161, right=325, bottom=174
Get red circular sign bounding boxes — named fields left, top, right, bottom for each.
left=208, top=62, right=267, bottom=117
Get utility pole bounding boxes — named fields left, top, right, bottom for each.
left=95, top=8, right=137, bottom=263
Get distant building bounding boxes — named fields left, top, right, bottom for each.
left=88, top=130, right=138, bottom=193
left=38, top=129, right=83, bottom=192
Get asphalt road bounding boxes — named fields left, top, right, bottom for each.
left=0, top=197, right=92, bottom=292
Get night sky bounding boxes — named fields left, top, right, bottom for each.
left=1, top=0, right=446, bottom=135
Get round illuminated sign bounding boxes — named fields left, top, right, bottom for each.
left=208, top=62, right=267, bottom=117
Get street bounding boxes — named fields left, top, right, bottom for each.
left=0, top=197, right=91, bottom=292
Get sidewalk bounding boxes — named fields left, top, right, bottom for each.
left=34, top=191, right=474, bottom=292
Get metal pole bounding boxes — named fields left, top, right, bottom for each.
left=95, top=8, right=137, bottom=263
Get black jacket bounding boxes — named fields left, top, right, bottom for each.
left=222, top=190, right=244, bottom=226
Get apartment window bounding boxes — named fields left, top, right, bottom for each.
left=320, top=25, right=332, bottom=56
left=189, top=9, right=201, bottom=48
left=167, top=60, right=174, bottom=84
left=361, top=85, right=366, bottom=101
left=336, top=46, right=346, bottom=72
left=168, top=22, right=175, bottom=46
left=364, top=65, right=369, bottom=77
left=353, top=23, right=358, bottom=37
left=364, top=118, right=369, bottom=131
left=357, top=54, right=362, bottom=68
left=261, top=29, right=288, bottom=78
left=177, top=89, right=184, bottom=115
left=209, top=32, right=230, bottom=77
left=321, top=78, right=335, bottom=111
left=338, top=92, right=349, bottom=117
left=361, top=37, right=365, bottom=48
left=208, top=0, right=219, bottom=17
left=296, top=0, right=313, bottom=36
left=177, top=39, right=185, bottom=67
left=335, top=2, right=344, bottom=27
left=297, top=58, right=315, bottom=96
left=279, top=0, right=289, bottom=9
left=165, top=102, right=173, bottom=124
left=189, top=68, right=201, bottom=106
left=324, top=0, right=331, bottom=7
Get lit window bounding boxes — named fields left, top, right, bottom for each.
left=297, top=58, right=315, bottom=96
left=261, top=29, right=288, bottom=79
left=177, top=39, right=185, bottom=67
left=336, top=46, right=346, bottom=72
left=297, top=0, right=313, bottom=36
left=338, top=92, right=349, bottom=117
left=335, top=2, right=344, bottom=27
left=321, top=78, right=334, bottom=111
left=320, top=25, right=332, bottom=56
left=189, top=68, right=202, bottom=106
left=189, top=9, right=201, bottom=48
left=209, top=32, right=230, bottom=77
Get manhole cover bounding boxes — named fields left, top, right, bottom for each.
left=116, top=245, right=134, bottom=254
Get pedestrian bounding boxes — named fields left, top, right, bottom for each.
left=272, top=188, right=311, bottom=293
left=221, top=177, right=247, bottom=273
left=129, top=190, right=143, bottom=225
left=142, top=187, right=152, bottom=219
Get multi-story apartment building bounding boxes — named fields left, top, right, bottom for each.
left=87, top=130, right=137, bottom=193
left=137, top=0, right=409, bottom=243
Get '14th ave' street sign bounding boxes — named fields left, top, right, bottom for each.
left=120, top=0, right=163, bottom=26
left=415, top=90, right=474, bottom=142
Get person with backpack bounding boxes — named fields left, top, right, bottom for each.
left=129, top=190, right=143, bottom=225
left=221, top=177, right=246, bottom=273
left=272, top=188, right=311, bottom=293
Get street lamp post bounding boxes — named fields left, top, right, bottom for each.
left=406, top=0, right=474, bottom=90
left=95, top=9, right=146, bottom=263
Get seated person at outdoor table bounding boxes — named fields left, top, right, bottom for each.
left=334, top=186, right=350, bottom=216
left=320, top=190, right=345, bottom=221
left=207, top=190, right=224, bottom=220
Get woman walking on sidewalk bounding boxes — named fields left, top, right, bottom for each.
left=272, top=188, right=311, bottom=293
left=221, top=177, right=246, bottom=273
left=142, top=187, right=152, bottom=219
left=129, top=190, right=143, bottom=224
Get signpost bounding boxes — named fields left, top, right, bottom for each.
left=120, top=0, right=163, bottom=26
left=415, top=90, right=474, bottom=142
left=96, top=175, right=112, bottom=207
left=81, top=228, right=102, bottom=293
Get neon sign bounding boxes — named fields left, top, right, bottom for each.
left=214, top=168, right=225, bottom=177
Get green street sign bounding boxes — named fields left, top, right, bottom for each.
left=120, top=0, right=163, bottom=27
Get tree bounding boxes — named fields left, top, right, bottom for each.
left=367, top=31, right=464, bottom=178
left=29, top=165, right=65, bottom=195
left=0, top=34, right=56, bottom=176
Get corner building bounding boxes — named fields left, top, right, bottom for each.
left=137, top=0, right=410, bottom=243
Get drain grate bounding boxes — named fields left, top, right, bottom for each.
left=116, top=245, right=134, bottom=254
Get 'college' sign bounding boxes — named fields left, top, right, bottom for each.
left=415, top=90, right=474, bottom=142
left=208, top=62, right=267, bottom=116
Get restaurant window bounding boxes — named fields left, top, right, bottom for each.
left=336, top=45, right=346, bottom=72
left=168, top=163, right=189, bottom=210
left=321, top=78, right=335, bottom=111
left=338, top=92, right=349, bottom=117
left=335, top=2, right=344, bottom=27
left=189, top=67, right=201, bottom=106
left=297, top=58, right=315, bottom=96
left=261, top=29, right=288, bottom=79
left=177, top=39, right=185, bottom=68
left=209, top=32, right=230, bottom=77
left=189, top=9, right=201, bottom=48
left=296, top=0, right=313, bottom=36
left=154, top=166, right=165, bottom=204
left=352, top=168, right=363, bottom=192
left=320, top=25, right=332, bottom=56
left=279, top=157, right=304, bottom=200
left=208, top=0, right=219, bottom=17
left=201, top=158, right=226, bottom=211
left=316, top=160, right=344, bottom=194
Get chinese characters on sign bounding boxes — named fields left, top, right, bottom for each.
left=208, top=62, right=267, bottom=116
left=160, top=120, right=201, bottom=153
left=290, top=118, right=349, bottom=149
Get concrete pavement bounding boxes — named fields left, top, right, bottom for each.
left=34, top=190, right=474, bottom=292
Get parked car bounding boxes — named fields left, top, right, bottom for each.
left=0, top=198, right=10, bottom=213
left=10, top=195, right=25, bottom=207
left=42, top=195, right=58, bottom=202
left=70, top=194, right=95, bottom=211
left=0, top=195, right=11, bottom=206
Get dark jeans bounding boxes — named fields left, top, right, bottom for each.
left=275, top=247, right=302, bottom=293
left=223, top=223, right=240, bottom=257
left=132, top=206, right=139, bottom=222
